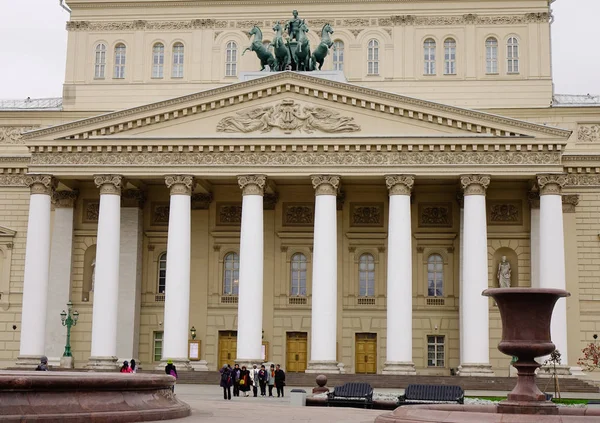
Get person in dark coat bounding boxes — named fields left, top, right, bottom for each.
left=219, top=364, right=232, bottom=400
left=165, top=359, right=178, bottom=392
left=274, top=364, right=286, bottom=398
left=258, top=364, right=268, bottom=396
left=35, top=356, right=49, bottom=371
left=232, top=364, right=241, bottom=397
left=239, top=366, right=252, bottom=397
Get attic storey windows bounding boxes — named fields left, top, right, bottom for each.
left=94, top=43, right=106, bottom=79
left=114, top=43, right=126, bottom=79
left=172, top=43, right=184, bottom=78
left=507, top=37, right=520, bottom=74
left=367, top=39, right=379, bottom=75
left=226, top=41, right=238, bottom=77
left=486, top=37, right=499, bottom=74
left=152, top=43, right=165, bottom=79
left=444, top=38, right=456, bottom=75
left=424, top=38, right=436, bottom=75
left=333, top=40, right=344, bottom=71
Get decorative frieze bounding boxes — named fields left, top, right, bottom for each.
left=25, top=174, right=56, bottom=195
left=460, top=174, right=491, bottom=196
left=0, top=126, right=38, bottom=144
left=52, top=190, right=79, bottom=208
left=263, top=193, right=279, bottom=210
left=217, top=202, right=243, bottom=225
left=566, top=174, right=600, bottom=187
left=577, top=124, right=600, bottom=142
left=562, top=195, right=580, bottom=213
left=121, top=189, right=146, bottom=208
left=165, top=175, right=194, bottom=196
left=537, top=174, right=567, bottom=195
left=94, top=174, right=123, bottom=195
left=283, top=203, right=314, bottom=226
left=488, top=200, right=522, bottom=225
left=238, top=175, right=266, bottom=196
left=418, top=203, right=452, bottom=228
left=151, top=203, right=170, bottom=225
left=311, top=175, right=340, bottom=196
left=350, top=203, right=384, bottom=227
left=385, top=175, right=414, bottom=195
left=192, top=193, right=213, bottom=210
left=83, top=200, right=100, bottom=223
left=0, top=174, right=27, bottom=187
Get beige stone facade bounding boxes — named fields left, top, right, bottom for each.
left=1, top=0, right=599, bottom=375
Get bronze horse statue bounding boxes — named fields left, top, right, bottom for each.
left=272, top=22, right=290, bottom=71
left=242, top=25, right=276, bottom=71
left=310, top=23, right=334, bottom=71
left=292, top=20, right=311, bottom=72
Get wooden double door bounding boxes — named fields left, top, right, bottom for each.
left=218, top=331, right=237, bottom=368
left=355, top=333, right=377, bottom=374
left=286, top=332, right=308, bottom=373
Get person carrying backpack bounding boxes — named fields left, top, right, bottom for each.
left=220, top=364, right=232, bottom=400
left=165, top=359, right=178, bottom=392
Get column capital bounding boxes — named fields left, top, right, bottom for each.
left=460, top=174, right=491, bottom=196
left=385, top=175, right=415, bottom=195
left=237, top=175, right=266, bottom=196
left=311, top=175, right=340, bottom=196
left=25, top=174, right=57, bottom=195
left=52, top=189, right=79, bottom=208
left=537, top=174, right=567, bottom=196
left=562, top=194, right=579, bottom=213
left=94, top=174, right=123, bottom=196
left=121, top=189, right=146, bottom=208
left=165, top=175, right=194, bottom=196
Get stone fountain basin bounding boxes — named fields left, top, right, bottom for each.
left=0, top=370, right=190, bottom=422
left=375, top=403, right=600, bottom=422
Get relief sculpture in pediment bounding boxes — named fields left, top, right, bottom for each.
left=216, top=100, right=360, bottom=134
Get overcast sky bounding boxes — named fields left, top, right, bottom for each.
left=0, top=0, right=598, bottom=99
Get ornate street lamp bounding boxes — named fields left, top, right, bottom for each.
left=190, top=326, right=196, bottom=340
left=60, top=301, right=79, bottom=357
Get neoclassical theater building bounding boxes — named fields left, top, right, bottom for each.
left=1, top=0, right=599, bottom=375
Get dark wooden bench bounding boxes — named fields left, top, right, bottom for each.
left=398, top=384, right=464, bottom=405
left=326, top=382, right=374, bottom=409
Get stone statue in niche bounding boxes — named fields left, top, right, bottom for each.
left=91, top=258, right=96, bottom=292
left=497, top=256, right=512, bottom=288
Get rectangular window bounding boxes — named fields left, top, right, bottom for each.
left=444, top=42, right=456, bottom=75
left=427, top=335, right=445, bottom=367
left=153, top=331, right=164, bottom=362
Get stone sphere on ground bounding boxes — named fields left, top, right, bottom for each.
left=316, top=374, right=327, bottom=387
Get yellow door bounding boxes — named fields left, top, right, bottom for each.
left=286, top=332, right=308, bottom=373
left=355, top=333, right=377, bottom=374
left=218, top=331, right=237, bottom=368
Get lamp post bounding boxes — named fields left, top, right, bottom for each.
left=60, top=301, right=79, bottom=358
left=190, top=326, right=196, bottom=340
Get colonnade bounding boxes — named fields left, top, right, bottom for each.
left=15, top=173, right=570, bottom=373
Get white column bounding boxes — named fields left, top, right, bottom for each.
left=306, top=175, right=340, bottom=374
left=45, top=190, right=78, bottom=368
left=538, top=174, right=569, bottom=368
left=117, top=190, right=144, bottom=364
left=87, top=175, right=122, bottom=369
left=459, top=175, right=494, bottom=376
left=236, top=175, right=266, bottom=364
left=161, top=175, right=194, bottom=369
left=458, top=197, right=465, bottom=365
left=383, top=175, right=416, bottom=374
left=16, top=175, right=55, bottom=367
left=529, top=190, right=541, bottom=289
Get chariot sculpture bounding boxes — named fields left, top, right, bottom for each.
left=243, top=11, right=334, bottom=72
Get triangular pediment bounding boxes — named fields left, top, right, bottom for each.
left=0, top=226, right=16, bottom=238
left=24, top=72, right=571, bottom=143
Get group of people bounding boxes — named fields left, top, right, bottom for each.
left=219, top=363, right=286, bottom=400
left=119, top=359, right=138, bottom=373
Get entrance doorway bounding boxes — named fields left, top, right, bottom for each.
left=218, top=331, right=237, bottom=368
left=286, top=332, right=308, bottom=372
left=355, top=333, right=377, bottom=374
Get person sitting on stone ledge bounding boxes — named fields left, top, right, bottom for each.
left=35, top=356, right=49, bottom=371
left=120, top=360, right=132, bottom=373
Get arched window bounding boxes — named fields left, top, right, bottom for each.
left=94, top=43, right=106, bottom=79
left=359, top=254, right=375, bottom=297
left=157, top=252, right=167, bottom=294
left=333, top=40, right=344, bottom=71
left=290, top=253, right=307, bottom=296
left=485, top=37, right=498, bottom=74
left=152, top=43, right=165, bottom=78
left=427, top=254, right=444, bottom=297
left=507, top=37, right=519, bottom=74
left=424, top=38, right=436, bottom=75
left=367, top=39, right=379, bottom=75
left=444, top=38, right=456, bottom=75
left=114, top=43, right=126, bottom=79
left=172, top=42, right=184, bottom=78
left=226, top=41, right=238, bottom=77
left=223, top=252, right=240, bottom=295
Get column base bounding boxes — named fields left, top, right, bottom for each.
left=155, top=358, right=192, bottom=371
left=190, top=360, right=209, bottom=371
left=86, top=355, right=118, bottom=370
left=305, top=360, right=341, bottom=374
left=458, top=363, right=495, bottom=377
left=538, top=364, right=573, bottom=378
left=382, top=361, right=417, bottom=375
left=15, top=355, right=44, bottom=369
left=60, top=356, right=75, bottom=369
